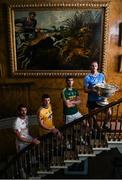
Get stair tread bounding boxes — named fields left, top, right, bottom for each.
left=64, top=159, right=81, bottom=163
left=37, top=170, right=54, bottom=175
left=93, top=147, right=110, bottom=150
left=107, top=140, right=122, bottom=143
left=78, top=153, right=96, bottom=157
left=50, top=165, right=67, bottom=169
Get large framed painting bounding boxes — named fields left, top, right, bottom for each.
left=7, top=0, right=111, bottom=77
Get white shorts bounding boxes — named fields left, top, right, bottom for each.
left=16, top=135, right=33, bottom=152
left=65, top=111, right=83, bottom=124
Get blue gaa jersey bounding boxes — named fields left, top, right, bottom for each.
left=84, top=72, right=105, bottom=102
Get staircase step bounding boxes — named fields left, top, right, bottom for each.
left=93, top=147, right=110, bottom=155
left=64, top=159, right=81, bottom=163
left=64, top=159, right=88, bottom=175
left=107, top=140, right=122, bottom=153
left=78, top=153, right=96, bottom=161
left=64, top=159, right=81, bottom=167
left=50, top=165, right=67, bottom=169
left=37, top=170, right=54, bottom=175
left=108, top=140, right=122, bottom=144
left=29, top=177, right=41, bottom=179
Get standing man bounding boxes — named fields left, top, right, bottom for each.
left=37, top=94, right=63, bottom=140
left=83, top=61, right=111, bottom=129
left=13, top=104, right=40, bottom=152
left=61, top=76, right=82, bottom=124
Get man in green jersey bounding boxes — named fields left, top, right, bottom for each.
left=61, top=77, right=86, bottom=149
left=61, top=76, right=82, bottom=124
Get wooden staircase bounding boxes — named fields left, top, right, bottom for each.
left=0, top=98, right=122, bottom=179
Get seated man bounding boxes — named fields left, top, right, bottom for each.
left=13, top=104, right=40, bottom=152
left=37, top=94, right=63, bottom=140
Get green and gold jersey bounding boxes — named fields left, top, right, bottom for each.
left=62, top=88, right=79, bottom=115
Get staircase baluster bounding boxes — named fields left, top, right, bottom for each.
left=22, top=151, right=28, bottom=177
left=19, top=154, right=27, bottom=178
left=84, top=132, right=88, bottom=153
left=33, top=145, right=38, bottom=170
left=42, top=137, right=45, bottom=170
left=89, top=129, right=92, bottom=147
left=98, top=129, right=102, bottom=147
left=60, top=134, right=65, bottom=165
left=15, top=160, right=19, bottom=178
left=51, top=135, right=54, bottom=166
left=64, top=128, right=68, bottom=160
left=100, top=111, right=103, bottom=128
left=69, top=126, right=73, bottom=159
left=79, top=120, right=84, bottom=154
left=94, top=129, right=97, bottom=148
left=118, top=115, right=122, bottom=141
left=110, top=107, right=114, bottom=131
left=55, top=135, right=58, bottom=166
left=46, top=137, right=51, bottom=170
left=6, top=166, right=11, bottom=179
left=37, top=142, right=41, bottom=169
left=74, top=124, right=77, bottom=150
left=79, top=123, right=84, bottom=154
left=74, top=123, right=79, bottom=157
left=52, top=136, right=56, bottom=166
left=114, top=104, right=120, bottom=140
left=28, top=148, right=34, bottom=176
left=10, top=164, right=15, bottom=179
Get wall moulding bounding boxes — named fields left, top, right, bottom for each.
left=7, top=0, right=111, bottom=77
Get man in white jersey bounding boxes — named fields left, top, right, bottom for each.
left=13, top=104, right=40, bottom=152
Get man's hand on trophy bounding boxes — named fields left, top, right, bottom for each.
left=92, top=86, right=101, bottom=95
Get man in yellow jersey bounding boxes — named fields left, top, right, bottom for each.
left=37, top=94, right=63, bottom=139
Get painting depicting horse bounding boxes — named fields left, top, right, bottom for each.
left=14, top=9, right=103, bottom=71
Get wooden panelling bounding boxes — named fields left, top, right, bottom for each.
left=0, top=83, right=31, bottom=118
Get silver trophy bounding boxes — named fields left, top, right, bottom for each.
left=94, top=83, right=119, bottom=106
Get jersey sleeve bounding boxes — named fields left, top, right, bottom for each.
left=38, top=110, right=44, bottom=120
left=102, top=73, right=106, bottom=83
left=83, top=76, right=89, bottom=88
left=13, top=118, right=21, bottom=132
left=62, top=88, right=67, bottom=101
left=76, top=89, right=79, bottom=96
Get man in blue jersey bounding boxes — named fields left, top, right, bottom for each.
left=84, top=61, right=111, bottom=130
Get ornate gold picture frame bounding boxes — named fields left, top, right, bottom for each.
left=8, top=0, right=110, bottom=77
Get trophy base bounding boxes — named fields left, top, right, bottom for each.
left=97, top=100, right=109, bottom=106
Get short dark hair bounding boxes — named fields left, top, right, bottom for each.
left=29, top=11, right=36, bottom=16
left=42, top=94, right=50, bottom=100
left=66, top=76, right=74, bottom=82
left=17, top=104, right=27, bottom=111
left=90, top=61, right=98, bottom=65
